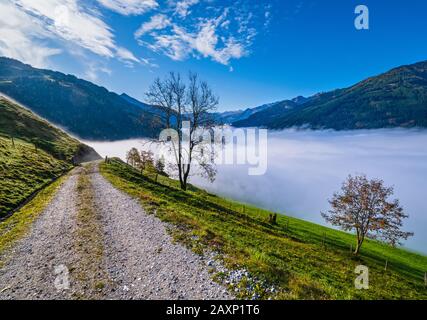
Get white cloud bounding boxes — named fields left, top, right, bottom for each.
left=0, top=0, right=263, bottom=70
left=192, top=19, right=246, bottom=65
left=134, top=14, right=171, bottom=38
left=116, top=46, right=140, bottom=63
left=0, top=1, right=61, bottom=67
left=0, top=0, right=140, bottom=68
left=174, top=0, right=199, bottom=18
left=15, top=0, right=117, bottom=58
left=142, top=29, right=191, bottom=61
left=135, top=3, right=262, bottom=68
left=97, top=0, right=158, bottom=16
left=84, top=63, right=112, bottom=81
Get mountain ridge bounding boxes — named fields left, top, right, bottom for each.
left=2, top=56, right=427, bottom=137
left=0, top=57, right=164, bottom=140
left=233, top=60, right=427, bottom=129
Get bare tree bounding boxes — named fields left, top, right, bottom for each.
left=146, top=77, right=175, bottom=128
left=322, top=174, right=413, bottom=255
left=146, top=72, right=219, bottom=190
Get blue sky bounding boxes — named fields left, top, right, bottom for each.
left=1, top=0, right=426, bottom=111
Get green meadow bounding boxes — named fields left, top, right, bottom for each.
left=0, top=136, right=71, bottom=218
left=100, top=159, right=427, bottom=300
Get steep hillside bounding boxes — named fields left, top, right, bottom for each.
left=0, top=57, right=163, bottom=140
left=120, top=93, right=178, bottom=126
left=234, top=61, right=427, bottom=130
left=0, top=97, right=100, bottom=218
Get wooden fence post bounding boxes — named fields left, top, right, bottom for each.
left=11, top=136, right=15, bottom=147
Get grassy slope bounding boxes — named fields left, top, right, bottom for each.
left=0, top=137, right=71, bottom=217
left=0, top=175, right=66, bottom=262
left=0, top=97, right=96, bottom=217
left=100, top=159, right=427, bottom=300
left=0, top=97, right=82, bottom=161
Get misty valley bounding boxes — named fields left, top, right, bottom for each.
left=86, top=128, right=427, bottom=254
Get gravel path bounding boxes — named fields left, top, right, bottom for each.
left=91, top=166, right=231, bottom=300
left=0, top=164, right=231, bottom=300
left=0, top=168, right=82, bottom=300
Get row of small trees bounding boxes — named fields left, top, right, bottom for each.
left=126, top=147, right=166, bottom=175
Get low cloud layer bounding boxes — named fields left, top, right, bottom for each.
left=86, top=129, right=427, bottom=253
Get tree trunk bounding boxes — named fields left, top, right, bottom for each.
left=354, top=238, right=364, bottom=255
left=354, top=242, right=361, bottom=255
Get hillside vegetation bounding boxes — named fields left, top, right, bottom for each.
left=0, top=97, right=99, bottom=218
left=0, top=57, right=164, bottom=140
left=233, top=60, right=427, bottom=130
left=100, top=159, right=427, bottom=300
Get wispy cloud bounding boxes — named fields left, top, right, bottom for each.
left=135, top=1, right=266, bottom=69
left=97, top=0, right=158, bottom=16
left=116, top=46, right=140, bottom=63
left=0, top=1, right=61, bottom=67
left=174, top=0, right=199, bottom=18
left=0, top=0, right=141, bottom=68
left=85, top=63, right=112, bottom=81
left=0, top=0, right=272, bottom=72
left=134, top=14, right=171, bottom=38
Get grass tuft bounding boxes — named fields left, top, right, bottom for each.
left=73, top=164, right=109, bottom=299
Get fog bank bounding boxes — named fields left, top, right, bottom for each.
left=85, top=129, right=427, bottom=254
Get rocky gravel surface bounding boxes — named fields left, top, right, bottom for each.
left=0, top=168, right=82, bottom=300
left=0, top=164, right=232, bottom=300
left=91, top=166, right=232, bottom=300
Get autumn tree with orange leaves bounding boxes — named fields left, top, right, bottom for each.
left=322, top=175, right=413, bottom=255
